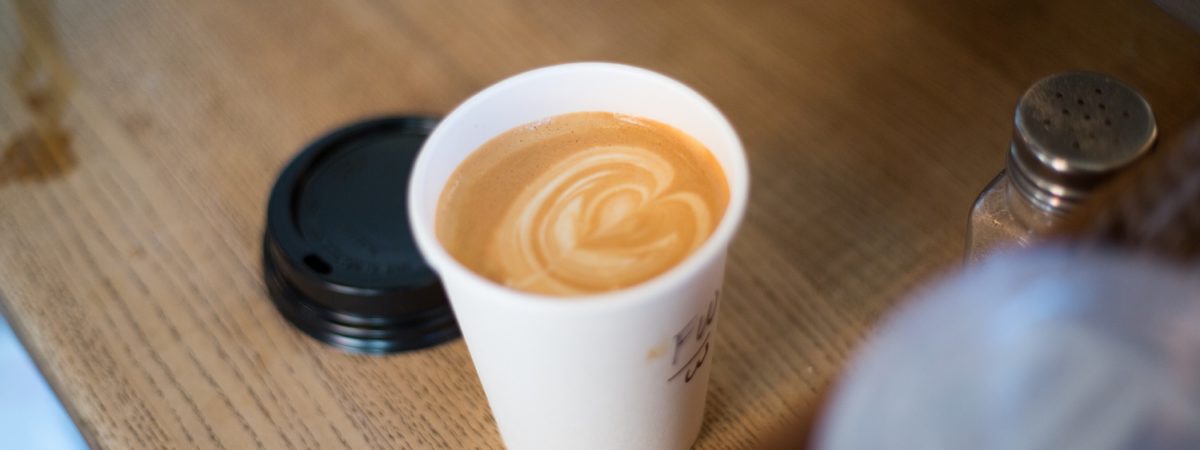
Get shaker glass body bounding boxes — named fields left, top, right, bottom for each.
left=965, top=172, right=1058, bottom=262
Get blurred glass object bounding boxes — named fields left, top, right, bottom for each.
left=1156, top=0, right=1200, bottom=33
left=815, top=248, right=1200, bottom=450
left=966, top=72, right=1156, bottom=263
left=0, top=313, right=89, bottom=449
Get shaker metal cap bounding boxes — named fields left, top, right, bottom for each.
left=1009, top=71, right=1156, bottom=206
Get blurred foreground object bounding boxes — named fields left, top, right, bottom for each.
left=1157, top=0, right=1200, bottom=33
left=965, top=72, right=1156, bottom=262
left=813, top=248, right=1200, bottom=450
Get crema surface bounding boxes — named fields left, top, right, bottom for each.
left=436, top=112, right=729, bottom=296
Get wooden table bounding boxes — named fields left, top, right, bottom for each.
left=2, top=0, right=1198, bottom=448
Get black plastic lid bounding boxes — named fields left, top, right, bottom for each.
left=263, top=116, right=459, bottom=354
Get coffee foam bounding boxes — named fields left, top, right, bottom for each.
left=436, top=112, right=729, bottom=296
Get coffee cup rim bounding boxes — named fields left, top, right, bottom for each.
left=409, top=62, right=749, bottom=311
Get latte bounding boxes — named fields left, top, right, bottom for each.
left=435, top=112, right=729, bottom=296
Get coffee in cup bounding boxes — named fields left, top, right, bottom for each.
left=436, top=111, right=730, bottom=296
left=408, top=63, right=749, bottom=450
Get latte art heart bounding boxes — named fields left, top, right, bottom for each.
left=498, top=145, right=712, bottom=294
left=437, top=112, right=729, bottom=296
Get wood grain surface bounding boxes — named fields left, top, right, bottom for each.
left=1, top=0, right=1199, bottom=448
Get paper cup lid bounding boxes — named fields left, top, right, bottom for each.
left=263, top=116, right=459, bottom=354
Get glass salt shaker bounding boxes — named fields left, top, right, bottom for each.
left=965, top=72, right=1157, bottom=263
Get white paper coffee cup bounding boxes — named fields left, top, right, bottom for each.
left=408, top=62, right=749, bottom=450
